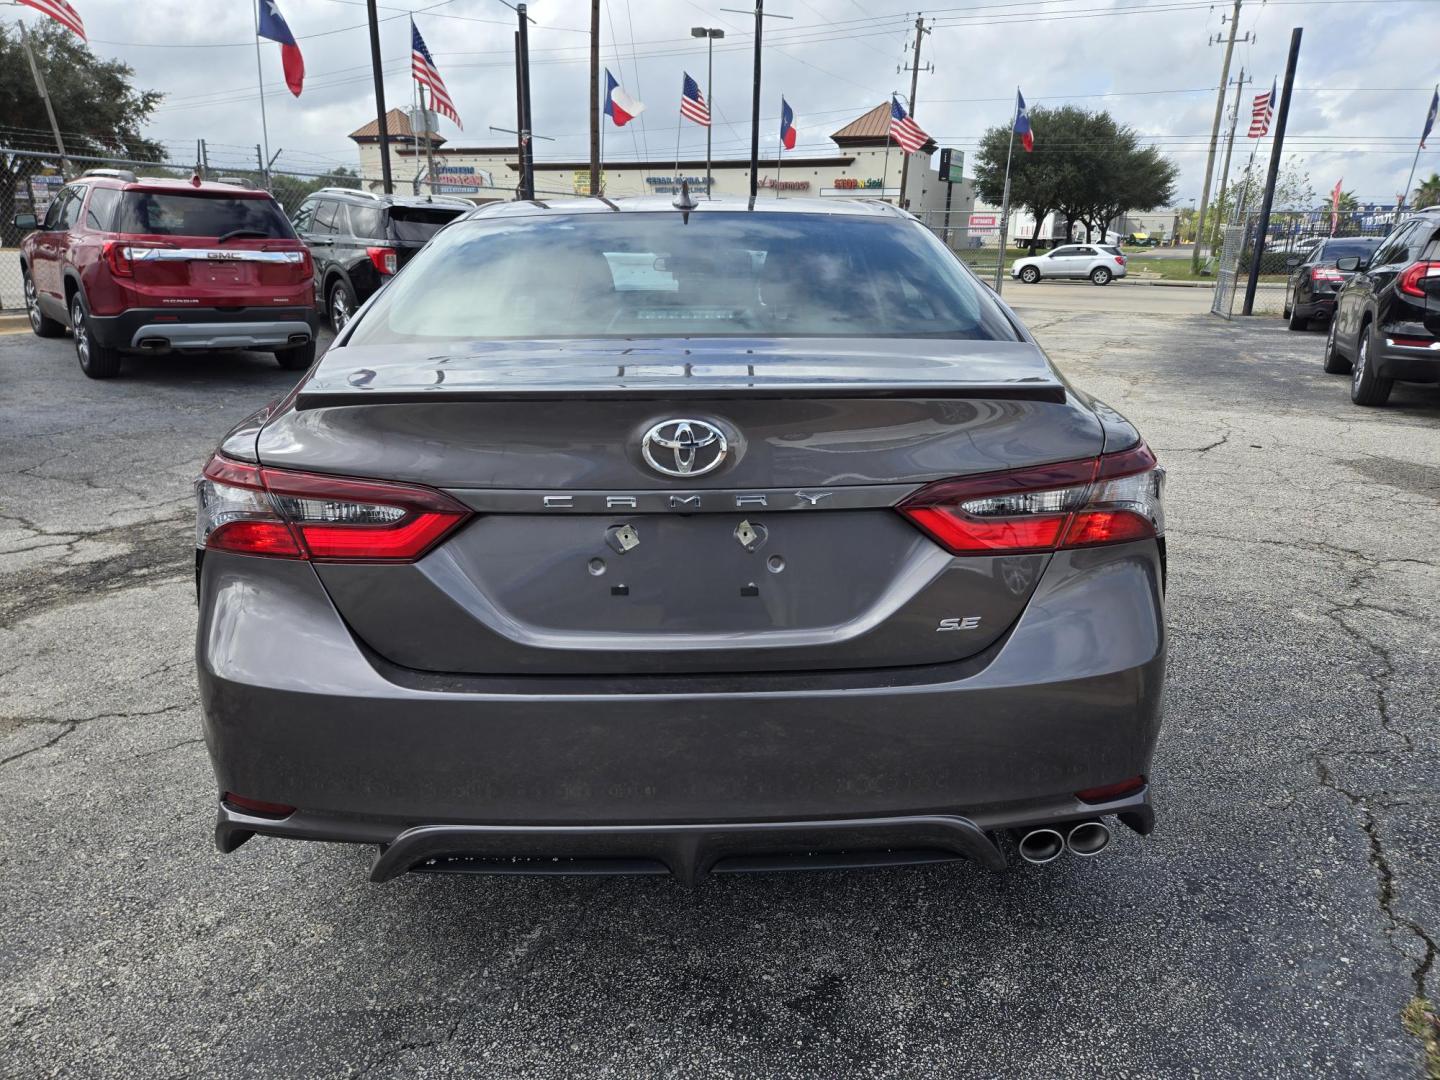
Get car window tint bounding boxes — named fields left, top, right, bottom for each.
left=1320, top=239, right=1380, bottom=265
left=55, top=188, right=84, bottom=230
left=312, top=200, right=339, bottom=234
left=1371, top=222, right=1414, bottom=267
left=115, top=193, right=294, bottom=238
left=1050, top=247, right=1075, bottom=258
left=291, top=200, right=317, bottom=232
left=1078, top=247, right=1097, bottom=256
left=84, top=187, right=121, bottom=230
left=348, top=204, right=387, bottom=239
left=388, top=206, right=464, bottom=243
left=347, top=212, right=1019, bottom=344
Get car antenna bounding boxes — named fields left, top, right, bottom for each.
left=673, top=179, right=698, bottom=213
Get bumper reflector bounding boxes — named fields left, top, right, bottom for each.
left=223, top=792, right=296, bottom=818
left=1075, top=776, right=1146, bottom=804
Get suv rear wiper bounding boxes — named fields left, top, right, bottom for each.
left=216, top=228, right=270, bottom=243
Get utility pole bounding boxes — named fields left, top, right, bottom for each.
left=364, top=0, right=393, bottom=194
left=897, top=15, right=932, bottom=210
left=589, top=0, right=600, bottom=195
left=1243, top=27, right=1302, bottom=317
left=1193, top=0, right=1249, bottom=272
left=517, top=3, right=535, bottom=199
left=722, top=2, right=792, bottom=198
left=18, top=22, right=68, bottom=175
left=1214, top=67, right=1250, bottom=234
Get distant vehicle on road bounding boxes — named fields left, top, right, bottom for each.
left=15, top=170, right=317, bottom=379
left=1282, top=236, right=1383, bottom=330
left=1012, top=244, right=1127, bottom=285
left=1323, top=207, right=1440, bottom=405
left=1126, top=233, right=1160, bottom=247
left=194, top=196, right=1167, bottom=884
left=290, top=189, right=470, bottom=331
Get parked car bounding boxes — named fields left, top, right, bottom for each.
left=195, top=196, right=1167, bottom=884
left=15, top=170, right=317, bottom=379
left=290, top=188, right=470, bottom=331
left=1282, top=236, right=1383, bottom=330
left=1012, top=243, right=1127, bottom=285
left=1323, top=207, right=1440, bottom=406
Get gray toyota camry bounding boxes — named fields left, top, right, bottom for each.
left=195, top=196, right=1166, bottom=884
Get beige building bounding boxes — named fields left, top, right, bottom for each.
left=348, top=105, right=974, bottom=234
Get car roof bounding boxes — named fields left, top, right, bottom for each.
left=458, top=194, right=913, bottom=223
left=79, top=176, right=277, bottom=199
left=322, top=189, right=472, bottom=209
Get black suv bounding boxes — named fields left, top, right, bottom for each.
left=290, top=189, right=470, bottom=330
left=1325, top=207, right=1440, bottom=406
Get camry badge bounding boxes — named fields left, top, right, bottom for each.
left=641, top=419, right=728, bottom=478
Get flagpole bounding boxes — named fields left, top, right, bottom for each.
left=251, top=0, right=273, bottom=189
left=774, top=92, right=782, bottom=197
left=674, top=75, right=683, bottom=196
left=994, top=87, right=1018, bottom=294
left=882, top=97, right=894, bottom=204
left=1400, top=84, right=1436, bottom=212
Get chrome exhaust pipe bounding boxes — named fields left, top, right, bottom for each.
left=1066, top=819, right=1111, bottom=857
left=1017, top=827, right=1065, bottom=865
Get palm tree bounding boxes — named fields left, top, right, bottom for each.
left=1414, top=173, right=1440, bottom=210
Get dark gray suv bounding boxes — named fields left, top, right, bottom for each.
left=195, top=197, right=1167, bottom=884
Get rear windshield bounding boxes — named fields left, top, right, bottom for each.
left=346, top=211, right=1017, bottom=343
left=388, top=206, right=465, bottom=242
left=1318, top=238, right=1381, bottom=263
left=115, top=192, right=294, bottom=238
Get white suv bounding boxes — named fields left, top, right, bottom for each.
left=1012, top=244, right=1127, bottom=286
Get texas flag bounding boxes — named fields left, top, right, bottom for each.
left=605, top=69, right=645, bottom=127
left=780, top=98, right=797, bottom=150
left=1014, top=90, right=1033, bottom=152
left=257, top=0, right=304, bottom=97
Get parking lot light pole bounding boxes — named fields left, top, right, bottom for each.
left=691, top=28, right=725, bottom=199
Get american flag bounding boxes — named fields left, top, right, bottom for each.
left=888, top=97, right=930, bottom=154
left=680, top=73, right=710, bottom=128
left=1249, top=79, right=1275, bottom=138
left=412, top=19, right=462, bottom=130
left=18, top=0, right=86, bottom=40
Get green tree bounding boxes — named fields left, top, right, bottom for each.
left=2, top=22, right=163, bottom=241
left=974, top=105, right=1175, bottom=251
left=1413, top=172, right=1440, bottom=209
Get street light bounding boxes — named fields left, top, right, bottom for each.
left=691, top=27, right=724, bottom=199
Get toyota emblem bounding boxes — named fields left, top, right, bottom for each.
left=641, top=419, right=728, bottom=478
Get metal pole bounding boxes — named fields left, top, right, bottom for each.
left=706, top=36, right=714, bottom=199
left=517, top=3, right=535, bottom=199
left=774, top=91, right=782, bottom=196
left=942, top=179, right=953, bottom=246
left=422, top=88, right=438, bottom=196
left=200, top=139, right=209, bottom=179
left=898, top=15, right=927, bottom=211
left=589, top=0, right=600, bottom=196
left=749, top=0, right=764, bottom=198
left=17, top=23, right=67, bottom=175
left=1216, top=67, right=1248, bottom=229
left=514, top=32, right=524, bottom=195
left=1242, top=27, right=1302, bottom=316
left=1194, top=0, right=1242, bottom=272
left=1399, top=85, right=1434, bottom=210
left=994, top=88, right=1018, bottom=294
left=365, top=0, right=393, bottom=193
left=882, top=106, right=893, bottom=202
left=247, top=2, right=273, bottom=188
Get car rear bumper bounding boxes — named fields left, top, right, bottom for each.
left=87, top=306, right=318, bottom=352
left=1374, top=332, right=1440, bottom=382
left=196, top=539, right=1167, bottom=878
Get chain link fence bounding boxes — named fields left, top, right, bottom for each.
left=1, top=144, right=545, bottom=311
left=1209, top=208, right=1402, bottom=319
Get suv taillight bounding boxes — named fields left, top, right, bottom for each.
left=1398, top=261, right=1440, bottom=298
left=195, top=455, right=471, bottom=562
left=367, top=246, right=398, bottom=275
left=898, top=443, right=1165, bottom=554
left=103, top=240, right=134, bottom=277
left=1114, top=254, right=1126, bottom=266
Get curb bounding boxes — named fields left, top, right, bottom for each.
left=0, top=313, right=31, bottom=332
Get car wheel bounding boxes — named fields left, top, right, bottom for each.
left=1350, top=322, right=1393, bottom=407
left=1019, top=266, right=1040, bottom=284
left=1322, top=317, right=1351, bottom=374
left=274, top=340, right=317, bottom=371
left=24, top=270, right=66, bottom=338
left=1089, top=267, right=1111, bottom=286
left=1287, top=302, right=1309, bottom=331
left=70, top=293, right=122, bottom=379
left=328, top=279, right=356, bottom=332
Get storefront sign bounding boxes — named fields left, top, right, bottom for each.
left=28, top=174, right=63, bottom=217
left=644, top=175, right=713, bottom=194
left=434, top=165, right=493, bottom=193
left=573, top=171, right=607, bottom=195
left=758, top=177, right=810, bottom=191
left=832, top=178, right=884, bottom=190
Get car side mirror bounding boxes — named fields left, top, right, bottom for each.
left=1285, top=256, right=1301, bottom=268
left=12, top=212, right=39, bottom=231
left=1334, top=256, right=1361, bottom=272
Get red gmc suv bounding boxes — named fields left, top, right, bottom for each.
left=15, top=169, right=318, bottom=379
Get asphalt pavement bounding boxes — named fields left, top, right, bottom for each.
left=2, top=303, right=1438, bottom=1078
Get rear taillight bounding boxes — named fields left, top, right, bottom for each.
left=1311, top=266, right=1344, bottom=283
left=195, top=455, right=470, bottom=562
left=1114, top=254, right=1126, bottom=266
left=103, top=240, right=134, bottom=277
left=1397, top=261, right=1440, bottom=298
left=367, top=246, right=398, bottom=275
left=898, top=443, right=1165, bottom=555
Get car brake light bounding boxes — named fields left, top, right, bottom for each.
left=195, top=454, right=471, bottom=562
left=367, top=246, right=398, bottom=275
left=1397, top=261, right=1440, bottom=298
left=103, top=240, right=134, bottom=277
left=897, top=443, right=1165, bottom=555
left=1115, top=254, right=1126, bottom=266
left=1311, top=266, right=1344, bottom=283
left=1075, top=776, right=1146, bottom=803
left=223, top=792, right=296, bottom=818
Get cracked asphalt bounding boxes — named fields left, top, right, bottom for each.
left=2, top=305, right=1438, bottom=1078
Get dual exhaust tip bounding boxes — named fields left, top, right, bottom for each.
left=1017, top=820, right=1112, bottom=864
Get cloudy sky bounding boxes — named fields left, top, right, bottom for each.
left=20, top=0, right=1440, bottom=205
